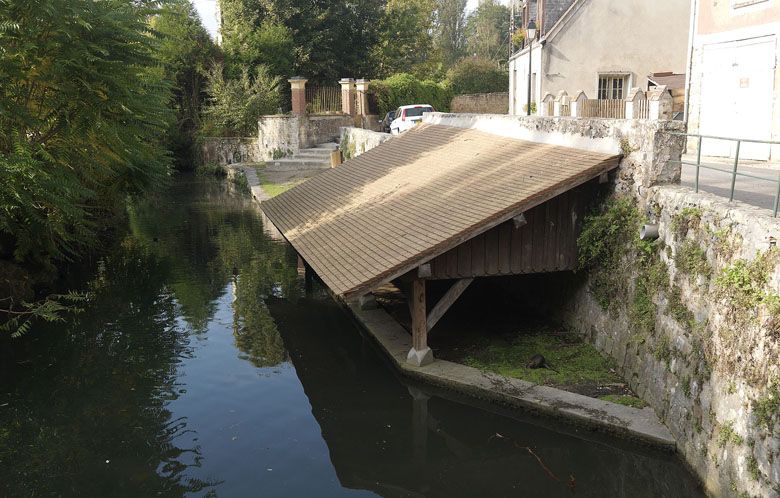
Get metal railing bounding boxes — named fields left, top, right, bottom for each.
left=305, top=86, right=342, bottom=114
left=669, top=133, right=780, bottom=217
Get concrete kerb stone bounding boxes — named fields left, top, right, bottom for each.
left=345, top=299, right=677, bottom=450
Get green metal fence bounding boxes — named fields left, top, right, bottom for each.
left=668, top=133, right=780, bottom=217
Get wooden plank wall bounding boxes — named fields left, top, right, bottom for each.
left=428, top=181, right=598, bottom=279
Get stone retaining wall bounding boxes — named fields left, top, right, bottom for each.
left=199, top=137, right=263, bottom=166
left=424, top=112, right=780, bottom=497
left=450, top=92, right=508, bottom=114
left=200, top=114, right=353, bottom=166
left=339, top=127, right=392, bottom=160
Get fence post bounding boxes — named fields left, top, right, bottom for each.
left=540, top=93, right=554, bottom=116
left=553, top=90, right=569, bottom=117
left=288, top=76, right=308, bottom=116
left=355, top=79, right=370, bottom=118
left=571, top=91, right=587, bottom=117
left=648, top=85, right=673, bottom=120
left=625, top=87, right=646, bottom=119
left=339, top=78, right=356, bottom=116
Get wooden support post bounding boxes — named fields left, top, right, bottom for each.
left=407, top=278, right=434, bottom=366
left=427, top=278, right=473, bottom=332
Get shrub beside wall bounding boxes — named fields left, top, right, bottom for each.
left=369, top=73, right=453, bottom=117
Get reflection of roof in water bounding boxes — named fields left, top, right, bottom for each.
left=266, top=297, right=705, bottom=498
left=262, top=124, right=620, bottom=299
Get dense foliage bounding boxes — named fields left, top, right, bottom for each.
left=447, top=56, right=509, bottom=95
left=202, top=64, right=283, bottom=136
left=369, top=74, right=453, bottom=116
left=0, top=0, right=173, bottom=271
left=152, top=0, right=220, bottom=169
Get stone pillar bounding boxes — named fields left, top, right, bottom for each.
left=625, top=87, right=647, bottom=120
left=553, top=90, right=569, bottom=117
left=570, top=91, right=588, bottom=118
left=339, top=78, right=356, bottom=116
left=288, top=77, right=307, bottom=116
left=648, top=85, right=673, bottom=120
left=355, top=79, right=370, bottom=118
left=540, top=93, right=555, bottom=116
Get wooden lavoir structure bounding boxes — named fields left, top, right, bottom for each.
left=262, top=124, right=620, bottom=366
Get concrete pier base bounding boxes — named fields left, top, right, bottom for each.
left=406, top=347, right=434, bottom=367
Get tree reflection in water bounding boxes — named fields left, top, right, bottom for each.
left=0, top=239, right=219, bottom=496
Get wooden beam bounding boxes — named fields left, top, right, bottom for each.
left=411, top=278, right=427, bottom=352
left=417, top=263, right=432, bottom=278
left=427, top=278, right=474, bottom=332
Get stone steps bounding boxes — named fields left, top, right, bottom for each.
left=265, top=143, right=338, bottom=171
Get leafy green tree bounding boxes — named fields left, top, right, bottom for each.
left=222, top=20, right=295, bottom=79
left=373, top=0, right=440, bottom=78
left=465, top=0, right=510, bottom=64
left=202, top=63, right=283, bottom=136
left=0, top=0, right=173, bottom=270
left=446, top=56, right=508, bottom=94
left=152, top=0, right=220, bottom=169
left=434, top=0, right=468, bottom=66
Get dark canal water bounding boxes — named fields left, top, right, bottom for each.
left=0, top=176, right=705, bottom=497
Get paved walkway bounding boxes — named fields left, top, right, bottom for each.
left=680, top=161, right=780, bottom=214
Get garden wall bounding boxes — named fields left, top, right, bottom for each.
left=450, top=92, right=508, bottom=114
left=424, top=112, right=780, bottom=497
left=339, top=127, right=391, bottom=160
left=200, top=114, right=353, bottom=166
left=199, top=137, right=263, bottom=166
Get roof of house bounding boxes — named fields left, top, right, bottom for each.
left=261, top=124, right=620, bottom=299
left=648, top=73, right=686, bottom=90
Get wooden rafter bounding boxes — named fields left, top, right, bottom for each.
left=426, top=278, right=474, bottom=332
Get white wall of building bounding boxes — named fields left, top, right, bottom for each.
left=509, top=0, right=690, bottom=115
left=508, top=44, right=543, bottom=116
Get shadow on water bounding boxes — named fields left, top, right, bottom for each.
left=267, top=297, right=705, bottom=498
left=0, top=175, right=704, bottom=497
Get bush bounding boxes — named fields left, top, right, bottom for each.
left=446, top=56, right=509, bottom=95
left=369, top=73, right=453, bottom=117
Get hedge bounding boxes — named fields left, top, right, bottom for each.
left=446, top=57, right=508, bottom=95
left=369, top=73, right=453, bottom=117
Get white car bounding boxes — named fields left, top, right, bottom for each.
left=389, top=105, right=435, bottom=135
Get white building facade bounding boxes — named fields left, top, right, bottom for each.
left=687, top=0, right=780, bottom=160
left=508, top=0, right=691, bottom=116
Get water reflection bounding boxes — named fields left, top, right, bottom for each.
left=268, top=297, right=704, bottom=498
left=0, top=176, right=704, bottom=497
left=0, top=239, right=215, bottom=496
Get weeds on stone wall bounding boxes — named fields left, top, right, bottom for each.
left=718, top=420, right=744, bottom=447
left=232, top=171, right=250, bottom=194
left=578, top=197, right=669, bottom=340
left=671, top=207, right=703, bottom=238
left=271, top=148, right=292, bottom=160
left=676, top=240, right=712, bottom=280
left=714, top=248, right=780, bottom=328
left=753, top=381, right=780, bottom=431
left=339, top=134, right=356, bottom=160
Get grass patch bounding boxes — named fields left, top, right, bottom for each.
left=462, top=331, right=623, bottom=388
left=258, top=174, right=300, bottom=198
left=598, top=394, right=648, bottom=408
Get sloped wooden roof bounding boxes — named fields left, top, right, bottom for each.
left=262, top=124, right=620, bottom=299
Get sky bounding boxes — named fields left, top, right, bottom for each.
left=191, top=0, right=490, bottom=41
